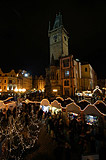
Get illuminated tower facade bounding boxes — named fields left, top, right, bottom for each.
left=48, top=13, right=69, bottom=64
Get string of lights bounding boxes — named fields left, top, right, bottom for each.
left=0, top=104, right=40, bottom=160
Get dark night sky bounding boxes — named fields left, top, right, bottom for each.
left=0, top=0, right=106, bottom=78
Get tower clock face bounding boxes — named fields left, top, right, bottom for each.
left=53, top=34, right=57, bottom=42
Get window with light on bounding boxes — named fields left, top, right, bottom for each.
left=65, top=70, right=69, bottom=77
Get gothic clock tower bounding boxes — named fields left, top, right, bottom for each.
left=48, top=13, right=69, bottom=64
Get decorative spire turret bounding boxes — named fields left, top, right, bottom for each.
left=53, top=12, right=63, bottom=29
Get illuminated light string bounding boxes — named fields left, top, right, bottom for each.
left=65, top=97, right=74, bottom=102
left=78, top=99, right=91, bottom=104
left=1, top=98, right=106, bottom=159
left=94, top=100, right=106, bottom=106
left=56, top=96, right=64, bottom=101
left=0, top=107, right=40, bottom=160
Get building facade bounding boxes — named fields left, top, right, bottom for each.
left=81, top=63, right=97, bottom=91
left=17, top=70, right=32, bottom=91
left=0, top=69, right=17, bottom=92
left=60, top=56, right=81, bottom=96
left=0, top=68, right=32, bottom=94
left=34, top=75, right=45, bottom=92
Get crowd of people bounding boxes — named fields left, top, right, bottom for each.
left=37, top=108, right=106, bottom=159
left=1, top=101, right=106, bottom=160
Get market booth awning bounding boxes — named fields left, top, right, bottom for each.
left=40, top=99, right=51, bottom=112
left=77, top=99, right=90, bottom=110
left=66, top=102, right=81, bottom=114
left=56, top=97, right=74, bottom=107
left=82, top=104, right=104, bottom=116
left=50, top=100, right=62, bottom=114
left=94, top=100, right=106, bottom=115
left=40, top=99, right=50, bottom=106
left=51, top=100, right=62, bottom=109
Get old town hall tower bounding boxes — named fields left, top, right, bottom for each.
left=45, top=13, right=97, bottom=98
left=48, top=13, right=69, bottom=64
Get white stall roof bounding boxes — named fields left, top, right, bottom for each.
left=40, top=99, right=50, bottom=106
left=83, top=104, right=104, bottom=116
left=66, top=102, right=81, bottom=114
left=51, top=100, right=62, bottom=109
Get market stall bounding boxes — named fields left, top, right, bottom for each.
left=66, top=102, right=81, bottom=120
left=51, top=100, right=62, bottom=114
left=82, top=104, right=103, bottom=125
left=77, top=99, right=90, bottom=110
left=40, top=99, right=51, bottom=112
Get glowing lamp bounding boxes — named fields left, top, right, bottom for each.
left=53, top=89, right=57, bottom=92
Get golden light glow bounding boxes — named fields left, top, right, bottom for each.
left=14, top=88, right=26, bottom=92
left=53, top=89, right=58, bottom=92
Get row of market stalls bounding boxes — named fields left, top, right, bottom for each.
left=21, top=96, right=106, bottom=127
left=39, top=97, right=106, bottom=126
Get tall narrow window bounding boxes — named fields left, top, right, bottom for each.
left=85, top=68, right=87, bottom=72
left=57, top=73, right=58, bottom=80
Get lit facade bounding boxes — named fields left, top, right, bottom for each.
left=60, top=56, right=81, bottom=96
left=81, top=64, right=97, bottom=91
left=34, top=75, right=45, bottom=92
left=17, top=70, right=32, bottom=91
left=0, top=69, right=17, bottom=92
left=0, top=68, right=32, bottom=94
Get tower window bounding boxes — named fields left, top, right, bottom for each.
left=53, top=35, right=57, bottom=42
left=64, top=36, right=66, bottom=41
left=85, top=68, right=87, bottom=72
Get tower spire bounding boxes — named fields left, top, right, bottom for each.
left=53, top=12, right=63, bottom=29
